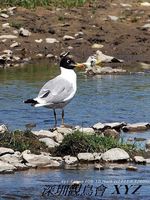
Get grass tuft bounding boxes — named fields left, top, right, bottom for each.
left=54, top=131, right=136, bottom=156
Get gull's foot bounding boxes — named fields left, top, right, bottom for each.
left=60, top=124, right=74, bottom=129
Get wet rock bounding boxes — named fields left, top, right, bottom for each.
left=0, top=161, right=16, bottom=173
left=63, top=35, right=75, bottom=40
left=57, top=127, right=73, bottom=135
left=79, top=127, right=95, bottom=134
left=94, top=164, right=104, bottom=170
left=101, top=148, right=129, bottom=162
left=93, top=152, right=102, bottom=161
left=134, top=156, right=146, bottom=164
left=126, top=166, right=138, bottom=171
left=92, top=43, right=104, bottom=49
left=0, top=13, right=9, bottom=18
left=22, top=150, right=60, bottom=167
left=145, top=140, right=150, bottom=150
left=0, top=124, right=8, bottom=133
left=0, top=147, right=14, bottom=156
left=0, top=35, right=17, bottom=39
left=46, top=38, right=59, bottom=43
left=39, top=137, right=59, bottom=148
left=96, top=67, right=126, bottom=74
left=122, top=122, right=150, bottom=132
left=77, top=153, right=95, bottom=162
left=63, top=155, right=78, bottom=165
left=145, top=159, right=150, bottom=164
left=19, top=28, right=31, bottom=37
left=103, top=129, right=119, bottom=139
left=10, top=42, right=20, bottom=48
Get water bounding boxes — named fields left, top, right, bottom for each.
left=0, top=62, right=150, bottom=199
left=0, top=62, right=150, bottom=130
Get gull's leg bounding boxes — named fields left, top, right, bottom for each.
left=61, top=109, right=64, bottom=126
left=53, top=109, right=57, bottom=128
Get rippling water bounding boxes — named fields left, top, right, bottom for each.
left=0, top=62, right=150, bottom=130
left=0, top=62, right=150, bottom=199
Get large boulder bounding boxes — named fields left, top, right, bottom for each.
left=0, top=147, right=14, bottom=156
left=101, top=148, right=130, bottom=162
left=77, top=153, right=95, bottom=162
left=0, top=161, right=16, bottom=173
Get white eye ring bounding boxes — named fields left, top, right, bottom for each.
left=67, top=60, right=70, bottom=63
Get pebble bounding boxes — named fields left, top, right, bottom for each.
left=2, top=23, right=10, bottom=28
left=19, top=28, right=31, bottom=37
left=10, top=42, right=19, bottom=48
left=0, top=35, right=17, bottom=39
left=63, top=35, right=75, bottom=40
left=46, top=38, right=59, bottom=43
left=35, top=39, right=43, bottom=43
left=92, top=44, right=104, bottom=49
left=0, top=13, right=9, bottom=18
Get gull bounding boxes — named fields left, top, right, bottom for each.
left=24, top=52, right=83, bottom=128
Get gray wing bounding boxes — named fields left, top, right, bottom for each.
left=37, top=76, right=73, bottom=104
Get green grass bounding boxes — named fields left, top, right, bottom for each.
left=0, top=0, right=91, bottom=8
left=54, top=131, right=137, bottom=156
left=0, top=130, right=48, bottom=154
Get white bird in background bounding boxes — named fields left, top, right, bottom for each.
left=24, top=52, right=84, bottom=128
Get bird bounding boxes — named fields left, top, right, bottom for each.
left=24, top=52, right=84, bottom=128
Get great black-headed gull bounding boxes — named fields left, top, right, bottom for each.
left=24, top=52, right=84, bottom=127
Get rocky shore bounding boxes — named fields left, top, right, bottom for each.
left=0, top=121, right=150, bottom=174
left=0, top=1, right=150, bottom=72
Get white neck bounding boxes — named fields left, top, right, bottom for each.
left=60, top=67, right=76, bottom=81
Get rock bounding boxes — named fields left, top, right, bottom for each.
left=74, top=31, right=84, bottom=37
left=0, top=124, right=8, bottom=133
left=140, top=2, right=150, bottom=6
left=108, top=163, right=127, bottom=170
left=46, top=54, right=55, bottom=58
left=57, top=127, right=73, bottom=135
left=96, top=50, right=124, bottom=63
left=10, top=42, right=19, bottom=48
left=92, top=43, right=104, bottom=49
left=93, top=152, right=102, bottom=161
left=146, top=140, right=150, bottom=150
left=122, top=122, right=150, bottom=132
left=3, top=49, right=13, bottom=56
left=22, top=151, right=61, bottom=167
left=0, top=153, right=22, bottom=164
left=93, top=122, right=125, bottom=131
left=145, top=159, right=150, bottom=164
left=46, top=38, right=59, bottom=43
left=101, top=148, right=129, bottom=162
left=0, top=35, right=17, bottom=39
left=14, top=163, right=29, bottom=170
left=108, top=15, right=119, bottom=21
left=79, top=127, right=95, bottom=134
left=36, top=53, right=43, bottom=58
left=35, top=39, right=43, bottom=43
left=19, top=28, right=31, bottom=37
left=0, top=147, right=14, bottom=156
left=94, top=164, right=104, bottom=170
left=2, top=23, right=10, bottom=28
left=39, top=137, right=59, bottom=148
left=126, top=166, right=138, bottom=171
left=103, top=129, right=119, bottom=139
left=32, top=130, right=52, bottom=137
left=77, top=153, right=95, bottom=162
left=134, top=156, right=146, bottom=164
left=141, top=24, right=150, bottom=31
left=50, top=130, right=64, bottom=143
left=93, top=122, right=105, bottom=130
left=120, top=3, right=132, bottom=7
left=96, top=67, right=126, bottom=74
left=0, top=13, right=9, bottom=18
left=63, top=35, right=75, bottom=40
left=0, top=161, right=16, bottom=173
left=63, top=155, right=78, bottom=165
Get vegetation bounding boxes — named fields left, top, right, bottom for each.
left=0, top=130, right=48, bottom=154
left=54, top=131, right=137, bottom=156
left=0, top=0, right=94, bottom=8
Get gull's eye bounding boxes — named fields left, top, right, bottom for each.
left=67, top=60, right=70, bottom=63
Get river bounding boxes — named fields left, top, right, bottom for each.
left=0, top=61, right=150, bottom=199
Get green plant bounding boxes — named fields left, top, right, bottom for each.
left=54, top=131, right=136, bottom=156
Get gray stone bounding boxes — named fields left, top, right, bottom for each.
left=77, top=153, right=95, bottom=162
left=122, top=122, right=150, bottom=132
left=0, top=161, right=16, bottom=173
left=63, top=155, right=78, bottom=165
left=57, top=127, right=73, bottom=135
left=134, top=156, right=146, bottom=163
left=102, top=148, right=130, bottom=162
left=0, top=147, right=14, bottom=156
left=0, top=124, right=8, bottom=133
left=39, top=137, right=59, bottom=148
left=32, top=130, right=52, bottom=137
left=19, top=28, right=31, bottom=37
left=46, top=38, right=59, bottom=43
left=103, top=129, right=119, bottom=139
left=79, top=127, right=95, bottom=134
left=63, top=35, right=75, bottom=40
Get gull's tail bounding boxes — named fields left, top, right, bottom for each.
left=24, top=99, right=38, bottom=106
